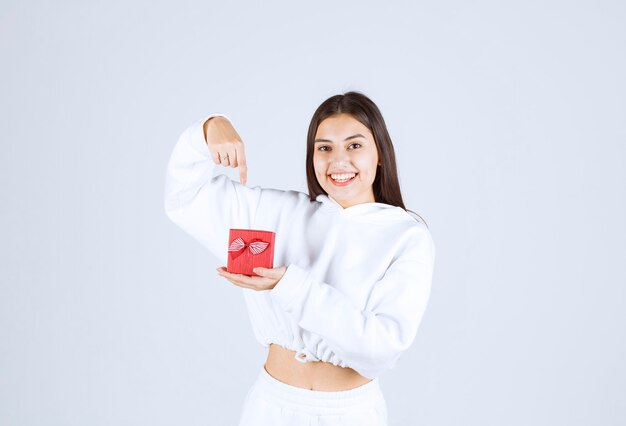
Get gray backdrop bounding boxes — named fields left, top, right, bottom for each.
left=1, top=1, right=624, bottom=425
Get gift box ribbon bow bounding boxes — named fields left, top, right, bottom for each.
left=228, top=237, right=270, bottom=259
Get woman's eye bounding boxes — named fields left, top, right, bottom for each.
left=317, top=143, right=360, bottom=151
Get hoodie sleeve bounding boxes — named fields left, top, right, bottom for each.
left=164, top=114, right=264, bottom=265
left=268, top=227, right=436, bottom=379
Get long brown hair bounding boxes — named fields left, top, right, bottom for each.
left=305, top=91, right=428, bottom=227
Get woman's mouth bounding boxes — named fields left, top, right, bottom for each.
left=329, top=172, right=357, bottom=186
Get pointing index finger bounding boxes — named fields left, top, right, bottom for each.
left=236, top=144, right=248, bottom=185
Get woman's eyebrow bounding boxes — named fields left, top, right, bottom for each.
left=314, top=134, right=367, bottom=143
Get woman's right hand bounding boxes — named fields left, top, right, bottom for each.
left=203, top=116, right=248, bottom=185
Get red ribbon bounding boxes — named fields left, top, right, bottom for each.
left=228, top=237, right=270, bottom=259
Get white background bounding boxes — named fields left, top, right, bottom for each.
left=1, top=1, right=624, bottom=425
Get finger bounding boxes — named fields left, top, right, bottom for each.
left=215, top=268, right=251, bottom=288
left=227, top=147, right=237, bottom=168
left=224, top=275, right=269, bottom=290
left=226, top=272, right=272, bottom=286
left=236, top=144, right=248, bottom=185
left=255, top=266, right=285, bottom=278
left=228, top=147, right=239, bottom=168
left=252, top=267, right=267, bottom=277
left=216, top=266, right=242, bottom=279
left=211, top=150, right=222, bottom=165
left=220, top=152, right=231, bottom=166
left=217, top=268, right=274, bottom=288
left=227, top=150, right=236, bottom=168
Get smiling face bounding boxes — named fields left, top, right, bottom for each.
left=313, top=113, right=380, bottom=209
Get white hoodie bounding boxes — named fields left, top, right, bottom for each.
left=164, top=114, right=436, bottom=380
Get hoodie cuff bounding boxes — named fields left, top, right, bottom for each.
left=269, top=264, right=312, bottom=313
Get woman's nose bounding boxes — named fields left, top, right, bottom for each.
left=330, top=150, right=350, bottom=165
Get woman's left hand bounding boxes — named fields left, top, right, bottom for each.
left=216, top=266, right=287, bottom=291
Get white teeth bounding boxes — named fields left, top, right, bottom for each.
left=330, top=173, right=356, bottom=181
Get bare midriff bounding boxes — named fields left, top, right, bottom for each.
left=264, top=343, right=373, bottom=391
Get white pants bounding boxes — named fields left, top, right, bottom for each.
left=238, top=365, right=388, bottom=425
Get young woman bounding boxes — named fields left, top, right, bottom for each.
left=164, top=91, right=436, bottom=425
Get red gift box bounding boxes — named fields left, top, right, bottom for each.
left=227, top=229, right=275, bottom=276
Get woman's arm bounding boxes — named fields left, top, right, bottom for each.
left=164, top=114, right=264, bottom=264
left=268, top=228, right=436, bottom=380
